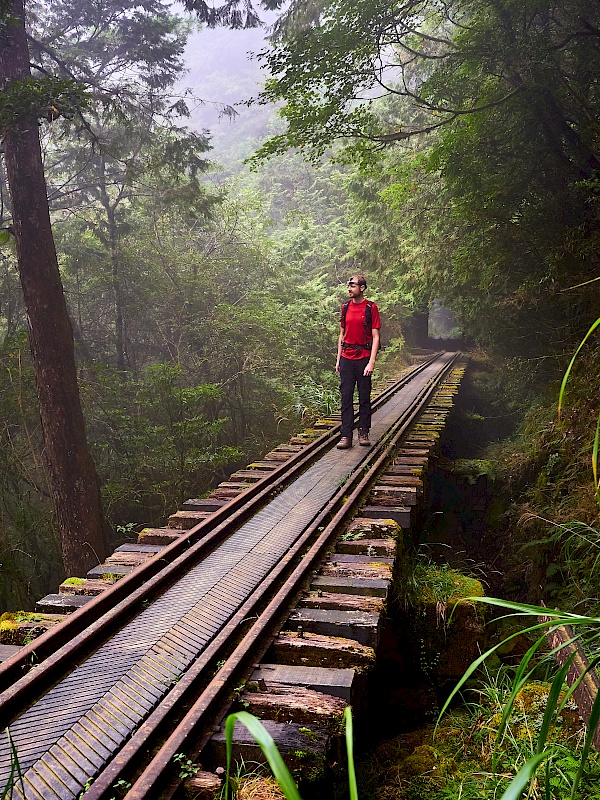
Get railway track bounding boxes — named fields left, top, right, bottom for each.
left=0, top=352, right=463, bottom=799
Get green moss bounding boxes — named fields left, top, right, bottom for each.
left=400, top=744, right=440, bottom=777
left=0, top=618, right=18, bottom=643
left=290, top=749, right=326, bottom=783
left=63, top=577, right=86, bottom=586
left=452, top=458, right=496, bottom=483
left=0, top=612, right=15, bottom=622
left=409, top=563, right=484, bottom=608
left=15, top=612, right=45, bottom=623
left=298, top=727, right=319, bottom=742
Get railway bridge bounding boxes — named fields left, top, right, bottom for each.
left=0, top=352, right=465, bottom=799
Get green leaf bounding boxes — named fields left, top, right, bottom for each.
left=536, top=653, right=576, bottom=754
left=344, top=707, right=358, bottom=800
left=593, top=411, right=600, bottom=508
left=558, top=317, right=600, bottom=418
left=224, top=712, right=302, bottom=800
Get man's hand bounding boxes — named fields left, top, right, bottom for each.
left=363, top=361, right=375, bottom=377
left=335, top=359, right=341, bottom=374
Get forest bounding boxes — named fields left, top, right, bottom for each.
left=0, top=1, right=600, bottom=797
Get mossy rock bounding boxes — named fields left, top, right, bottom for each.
left=0, top=618, right=18, bottom=644
left=404, top=566, right=486, bottom=682
left=451, top=459, right=496, bottom=483
left=416, top=567, right=484, bottom=608
left=511, top=683, right=581, bottom=742
left=400, top=744, right=439, bottom=777
left=0, top=612, right=63, bottom=645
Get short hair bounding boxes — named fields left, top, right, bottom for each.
left=350, top=274, right=367, bottom=288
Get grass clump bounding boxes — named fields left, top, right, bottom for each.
left=235, top=776, right=286, bottom=799
left=405, top=560, right=484, bottom=610
left=356, top=671, right=600, bottom=800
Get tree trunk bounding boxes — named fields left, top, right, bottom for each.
left=98, top=156, right=127, bottom=370
left=0, top=0, right=108, bottom=576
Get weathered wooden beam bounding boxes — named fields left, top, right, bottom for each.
left=361, top=504, right=413, bottom=528
left=300, top=590, right=384, bottom=613
left=105, top=551, right=154, bottom=568
left=209, top=720, right=329, bottom=781
left=321, top=565, right=393, bottom=586
left=344, top=518, right=401, bottom=539
left=168, top=510, right=213, bottom=529
left=286, top=608, right=380, bottom=648
left=138, top=527, right=186, bottom=545
left=59, top=578, right=116, bottom=596
left=180, top=499, right=227, bottom=513
left=269, top=631, right=376, bottom=673
left=336, top=538, right=396, bottom=557
left=251, top=664, right=355, bottom=701
left=229, top=470, right=268, bottom=482
left=311, top=575, right=389, bottom=598
left=114, top=543, right=165, bottom=554
left=87, top=563, right=133, bottom=578
left=369, top=486, right=419, bottom=505
left=545, top=623, right=600, bottom=753
left=37, top=594, right=93, bottom=613
left=242, top=682, right=347, bottom=731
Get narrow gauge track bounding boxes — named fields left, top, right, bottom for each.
left=0, top=355, right=438, bottom=700
left=0, top=352, right=459, bottom=800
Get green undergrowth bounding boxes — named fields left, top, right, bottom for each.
left=464, top=348, right=600, bottom=612
left=354, top=672, right=600, bottom=800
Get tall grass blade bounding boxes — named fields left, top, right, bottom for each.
left=569, top=680, right=600, bottom=799
left=558, top=316, right=600, bottom=418
left=344, top=707, right=358, bottom=800
left=2, top=729, right=24, bottom=800
left=491, top=631, right=549, bottom=769
left=437, top=606, right=574, bottom=734
left=560, top=275, right=600, bottom=292
left=224, top=712, right=302, bottom=800
left=536, top=653, right=575, bottom=754
left=498, top=752, right=552, bottom=800
left=593, top=411, right=600, bottom=507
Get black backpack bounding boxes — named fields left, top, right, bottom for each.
left=340, top=300, right=373, bottom=352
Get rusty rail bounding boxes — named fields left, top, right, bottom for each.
left=87, top=353, right=461, bottom=800
left=0, top=355, right=438, bottom=701
left=0, top=352, right=461, bottom=799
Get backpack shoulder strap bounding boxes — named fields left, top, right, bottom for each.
left=340, top=300, right=351, bottom=327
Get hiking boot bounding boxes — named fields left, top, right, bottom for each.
left=358, top=428, right=371, bottom=446
left=336, top=436, right=353, bottom=450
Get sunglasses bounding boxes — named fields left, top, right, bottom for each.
left=347, top=281, right=363, bottom=287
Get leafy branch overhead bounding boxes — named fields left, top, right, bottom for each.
left=248, top=0, right=600, bottom=170
left=0, top=75, right=87, bottom=133
left=179, top=0, right=285, bottom=28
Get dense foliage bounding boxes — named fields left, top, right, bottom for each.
left=0, top=0, right=355, bottom=604
left=254, top=0, right=600, bottom=361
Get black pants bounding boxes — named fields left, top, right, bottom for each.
left=339, top=356, right=372, bottom=439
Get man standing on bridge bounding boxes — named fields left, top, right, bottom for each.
left=336, top=274, right=381, bottom=449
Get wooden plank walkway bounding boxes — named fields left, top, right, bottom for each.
left=0, top=354, right=457, bottom=799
